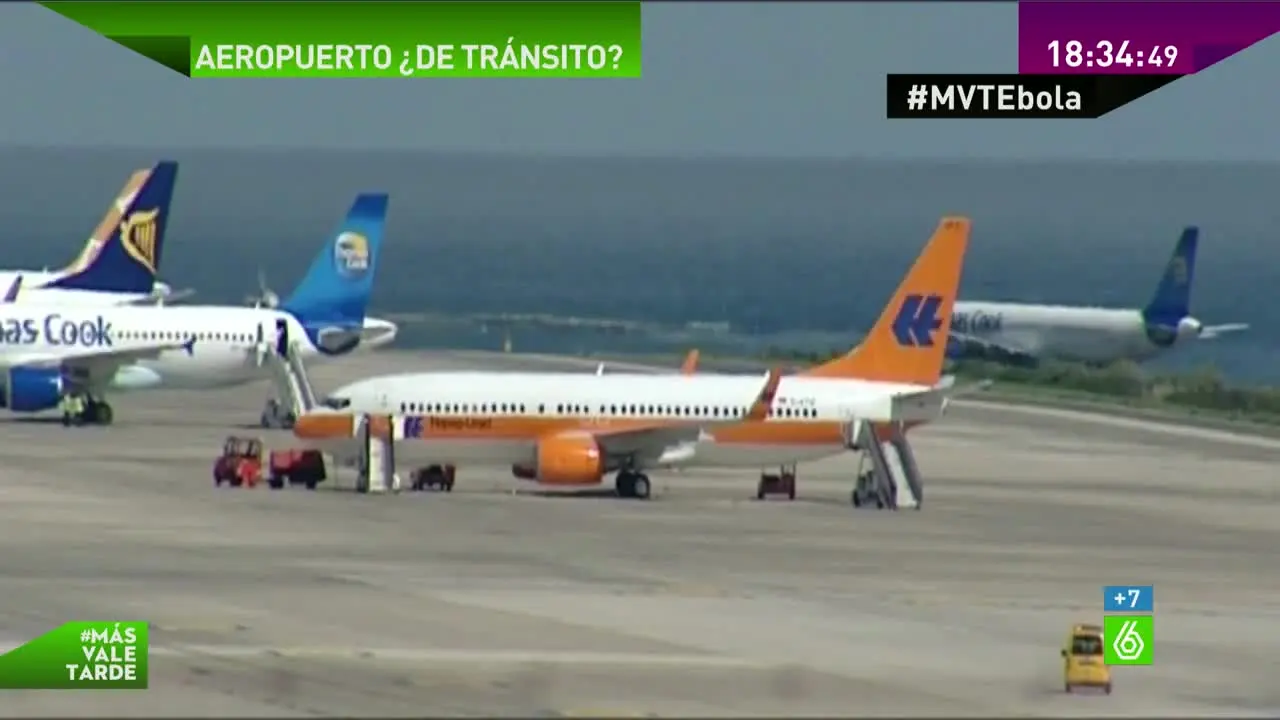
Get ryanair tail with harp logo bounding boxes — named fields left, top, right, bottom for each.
left=49, top=161, right=177, bottom=294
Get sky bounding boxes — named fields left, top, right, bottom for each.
left=0, top=2, right=1276, bottom=159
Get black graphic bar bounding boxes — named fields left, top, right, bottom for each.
left=886, top=73, right=1183, bottom=119
left=108, top=36, right=191, bottom=78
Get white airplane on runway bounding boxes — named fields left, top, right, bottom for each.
left=0, top=192, right=398, bottom=425
left=1, top=162, right=190, bottom=307
left=948, top=227, right=1248, bottom=366
left=294, top=216, right=972, bottom=503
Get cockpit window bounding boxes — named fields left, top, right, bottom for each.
left=321, top=396, right=351, bottom=410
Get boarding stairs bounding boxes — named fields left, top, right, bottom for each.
left=352, top=413, right=401, bottom=494
left=265, top=340, right=318, bottom=421
left=844, top=420, right=922, bottom=510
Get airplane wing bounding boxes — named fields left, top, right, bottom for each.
left=1199, top=323, right=1249, bottom=340
left=597, top=349, right=699, bottom=377
left=1, top=338, right=196, bottom=391
left=948, top=330, right=1041, bottom=363
left=589, top=367, right=781, bottom=465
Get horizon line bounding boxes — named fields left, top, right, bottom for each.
left=0, top=143, right=1276, bottom=167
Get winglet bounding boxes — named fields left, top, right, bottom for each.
left=596, top=362, right=606, bottom=376
left=743, top=367, right=782, bottom=421
left=680, top=349, right=700, bottom=375
left=3, top=275, right=22, bottom=303
left=181, top=336, right=197, bottom=356
left=802, top=216, right=971, bottom=386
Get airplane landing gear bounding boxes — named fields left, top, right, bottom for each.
left=259, top=398, right=296, bottom=429
left=61, top=396, right=114, bottom=427
left=615, top=470, right=651, bottom=500
left=851, top=467, right=896, bottom=509
left=756, top=464, right=797, bottom=500
left=85, top=398, right=114, bottom=426
left=410, top=464, right=456, bottom=492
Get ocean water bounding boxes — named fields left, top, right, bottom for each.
left=1, top=148, right=1275, bottom=383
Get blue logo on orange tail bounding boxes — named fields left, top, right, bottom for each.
left=892, top=294, right=944, bottom=347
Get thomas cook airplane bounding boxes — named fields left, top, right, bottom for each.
left=947, top=226, right=1248, bottom=366
left=0, top=162, right=188, bottom=306
left=0, top=192, right=398, bottom=425
left=293, top=216, right=971, bottom=500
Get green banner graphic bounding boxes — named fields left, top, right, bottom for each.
left=0, top=621, right=149, bottom=689
left=40, top=1, right=643, bottom=78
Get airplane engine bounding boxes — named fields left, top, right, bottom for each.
left=1, top=367, right=64, bottom=412
left=520, top=432, right=605, bottom=485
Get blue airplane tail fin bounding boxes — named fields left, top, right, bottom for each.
left=47, top=161, right=178, bottom=294
left=281, top=193, right=388, bottom=340
left=1142, top=226, right=1197, bottom=323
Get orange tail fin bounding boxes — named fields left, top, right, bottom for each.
left=801, top=216, right=970, bottom=385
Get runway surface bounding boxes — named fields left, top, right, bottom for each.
left=1, top=350, right=1276, bottom=717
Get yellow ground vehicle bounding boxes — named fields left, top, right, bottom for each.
left=1062, top=623, right=1111, bottom=694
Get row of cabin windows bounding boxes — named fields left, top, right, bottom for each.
left=397, top=401, right=819, bottom=419
left=117, top=330, right=255, bottom=343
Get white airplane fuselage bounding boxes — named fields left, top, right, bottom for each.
left=0, top=304, right=390, bottom=397
left=113, top=309, right=395, bottom=391
left=311, top=372, right=939, bottom=470
left=951, top=302, right=1202, bottom=364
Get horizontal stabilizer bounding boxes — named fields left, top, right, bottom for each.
left=121, top=287, right=196, bottom=306
left=935, top=375, right=994, bottom=398
left=874, top=377, right=994, bottom=422
left=1199, top=322, right=1249, bottom=339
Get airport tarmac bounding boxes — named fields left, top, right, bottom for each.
left=0, top=349, right=1276, bottom=717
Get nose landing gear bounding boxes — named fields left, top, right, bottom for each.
left=259, top=398, right=296, bottom=430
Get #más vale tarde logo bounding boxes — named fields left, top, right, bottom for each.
left=0, top=621, right=149, bottom=689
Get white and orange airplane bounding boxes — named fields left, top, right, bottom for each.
left=294, top=216, right=972, bottom=500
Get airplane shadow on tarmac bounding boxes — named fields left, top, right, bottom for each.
left=1, top=415, right=240, bottom=430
